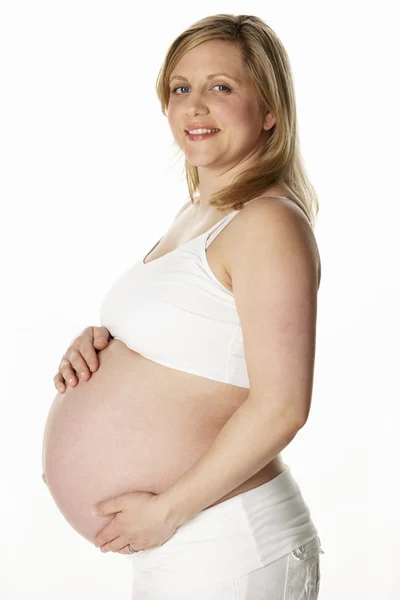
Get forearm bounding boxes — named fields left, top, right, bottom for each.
left=159, top=396, right=303, bottom=527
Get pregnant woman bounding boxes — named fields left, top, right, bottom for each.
left=42, top=13, right=324, bottom=600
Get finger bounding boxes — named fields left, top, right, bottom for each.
left=95, top=530, right=119, bottom=549
left=58, top=357, right=78, bottom=387
left=118, top=547, right=131, bottom=555
left=92, top=494, right=122, bottom=518
left=65, top=347, right=92, bottom=381
left=76, top=328, right=109, bottom=372
left=73, top=334, right=99, bottom=373
left=92, top=326, right=111, bottom=352
left=100, top=536, right=125, bottom=553
left=53, top=372, right=66, bottom=393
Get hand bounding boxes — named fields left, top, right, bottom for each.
left=42, top=472, right=47, bottom=485
left=92, top=491, right=179, bottom=555
left=54, top=326, right=112, bottom=393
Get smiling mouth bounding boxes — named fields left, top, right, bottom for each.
left=184, top=130, right=221, bottom=140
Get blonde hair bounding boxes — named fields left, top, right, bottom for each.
left=155, top=14, right=319, bottom=229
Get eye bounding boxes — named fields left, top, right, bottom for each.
left=171, top=86, right=189, bottom=95
left=213, top=84, right=231, bottom=93
left=171, top=84, right=232, bottom=95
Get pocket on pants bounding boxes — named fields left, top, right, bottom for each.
left=284, top=536, right=324, bottom=600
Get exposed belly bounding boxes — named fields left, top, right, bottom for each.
left=42, top=339, right=284, bottom=545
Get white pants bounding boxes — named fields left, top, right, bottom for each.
left=125, top=464, right=325, bottom=599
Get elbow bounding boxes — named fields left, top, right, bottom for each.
left=276, top=405, right=309, bottom=436
left=247, top=392, right=310, bottom=434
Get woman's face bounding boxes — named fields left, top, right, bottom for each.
left=167, top=39, right=275, bottom=170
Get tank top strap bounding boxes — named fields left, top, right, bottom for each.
left=205, top=210, right=240, bottom=249
left=204, top=195, right=290, bottom=249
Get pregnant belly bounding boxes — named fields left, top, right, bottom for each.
left=42, top=339, right=250, bottom=544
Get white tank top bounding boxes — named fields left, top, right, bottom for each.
left=100, top=196, right=291, bottom=388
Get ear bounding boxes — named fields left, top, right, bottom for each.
left=263, top=112, right=276, bottom=131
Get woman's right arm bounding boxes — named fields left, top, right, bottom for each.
left=53, top=326, right=112, bottom=393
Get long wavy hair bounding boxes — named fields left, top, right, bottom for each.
left=155, top=14, right=319, bottom=229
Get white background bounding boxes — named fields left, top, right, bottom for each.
left=1, top=1, right=398, bottom=599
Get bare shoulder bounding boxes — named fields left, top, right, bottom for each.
left=224, top=194, right=321, bottom=289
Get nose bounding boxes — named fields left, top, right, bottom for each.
left=184, top=92, right=210, bottom=118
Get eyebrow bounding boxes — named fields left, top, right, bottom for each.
left=169, top=72, right=240, bottom=84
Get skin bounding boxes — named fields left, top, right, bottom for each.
left=167, top=39, right=276, bottom=217
left=42, top=39, right=299, bottom=550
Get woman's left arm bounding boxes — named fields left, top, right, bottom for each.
left=158, top=198, right=320, bottom=528
left=161, top=388, right=304, bottom=528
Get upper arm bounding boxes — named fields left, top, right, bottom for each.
left=227, top=198, right=320, bottom=426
